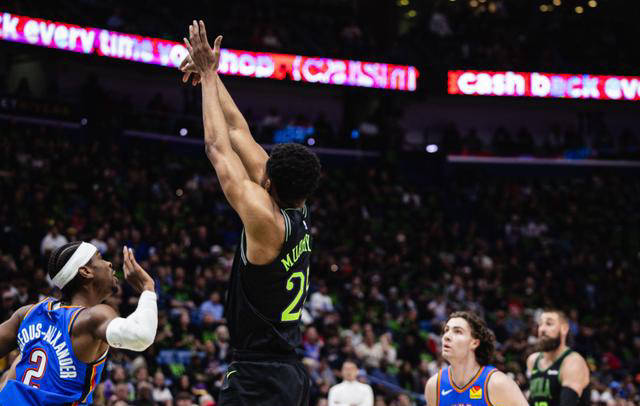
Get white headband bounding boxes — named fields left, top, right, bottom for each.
left=52, top=242, right=98, bottom=289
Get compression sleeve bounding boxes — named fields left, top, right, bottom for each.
left=106, top=290, right=157, bottom=351
left=559, top=386, right=580, bottom=406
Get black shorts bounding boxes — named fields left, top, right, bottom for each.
left=218, top=358, right=310, bottom=406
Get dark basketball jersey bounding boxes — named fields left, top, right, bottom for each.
left=226, top=205, right=311, bottom=355
left=0, top=298, right=107, bottom=406
left=528, top=349, right=589, bottom=406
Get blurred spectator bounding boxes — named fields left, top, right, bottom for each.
left=200, top=291, right=225, bottom=324
left=355, top=327, right=397, bottom=370
left=152, top=370, right=173, bottom=405
left=310, top=281, right=334, bottom=319
left=328, top=360, right=374, bottom=406
left=40, top=225, right=68, bottom=256
left=175, top=391, right=195, bottom=406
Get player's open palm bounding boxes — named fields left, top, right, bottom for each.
left=122, top=246, right=155, bottom=293
left=184, top=20, right=222, bottom=74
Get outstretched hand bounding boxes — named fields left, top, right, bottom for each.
left=181, top=20, right=222, bottom=83
left=122, top=246, right=155, bottom=293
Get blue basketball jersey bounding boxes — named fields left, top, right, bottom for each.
left=0, top=298, right=108, bottom=406
left=436, top=365, right=497, bottom=406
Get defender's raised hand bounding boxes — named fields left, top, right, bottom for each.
left=122, top=246, right=155, bottom=293
left=183, top=20, right=222, bottom=74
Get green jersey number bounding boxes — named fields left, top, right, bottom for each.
left=281, top=266, right=310, bottom=322
left=534, top=402, right=548, bottom=406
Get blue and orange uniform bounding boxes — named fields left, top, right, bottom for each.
left=0, top=298, right=107, bottom=405
left=435, top=365, right=498, bottom=406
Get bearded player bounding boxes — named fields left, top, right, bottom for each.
left=526, top=309, right=590, bottom=406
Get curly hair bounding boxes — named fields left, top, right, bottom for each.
left=266, top=143, right=321, bottom=207
left=47, top=242, right=86, bottom=302
left=447, top=311, right=496, bottom=366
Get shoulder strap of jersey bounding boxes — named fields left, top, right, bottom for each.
left=239, top=228, right=248, bottom=265
left=67, top=307, right=86, bottom=334
left=533, top=352, right=544, bottom=370
left=20, top=297, right=51, bottom=326
left=555, top=348, right=574, bottom=368
left=280, top=209, right=292, bottom=241
left=23, top=297, right=49, bottom=318
left=484, top=366, right=499, bottom=406
left=436, top=368, right=444, bottom=406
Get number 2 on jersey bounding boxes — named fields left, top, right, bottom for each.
left=281, top=266, right=310, bottom=322
left=22, top=348, right=47, bottom=388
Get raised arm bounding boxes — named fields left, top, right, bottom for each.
left=216, top=75, right=269, bottom=183
left=74, top=247, right=157, bottom=355
left=180, top=44, right=268, bottom=183
left=185, top=21, right=274, bottom=230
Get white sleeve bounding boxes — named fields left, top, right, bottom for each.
left=106, top=290, right=157, bottom=351
left=327, top=385, right=338, bottom=406
left=364, top=384, right=374, bottom=406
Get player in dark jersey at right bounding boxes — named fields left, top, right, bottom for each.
left=181, top=20, right=321, bottom=406
left=526, top=309, right=590, bottom=406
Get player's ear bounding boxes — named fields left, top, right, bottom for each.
left=263, top=178, right=272, bottom=191
left=77, top=266, right=94, bottom=280
left=470, top=337, right=480, bottom=351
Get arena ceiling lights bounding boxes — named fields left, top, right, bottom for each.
left=448, top=70, right=640, bottom=101
left=0, top=12, right=419, bottom=92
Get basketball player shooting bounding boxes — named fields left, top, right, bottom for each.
left=181, top=20, right=321, bottom=405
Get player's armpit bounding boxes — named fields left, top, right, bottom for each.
left=487, top=370, right=529, bottom=406
left=560, top=353, right=590, bottom=396
left=74, top=304, right=119, bottom=341
left=0, top=305, right=29, bottom=358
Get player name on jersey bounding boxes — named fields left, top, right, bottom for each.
left=281, top=234, right=311, bottom=272
left=17, top=323, right=78, bottom=379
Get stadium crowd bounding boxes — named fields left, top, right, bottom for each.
left=0, top=120, right=639, bottom=405
left=1, top=78, right=638, bottom=159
